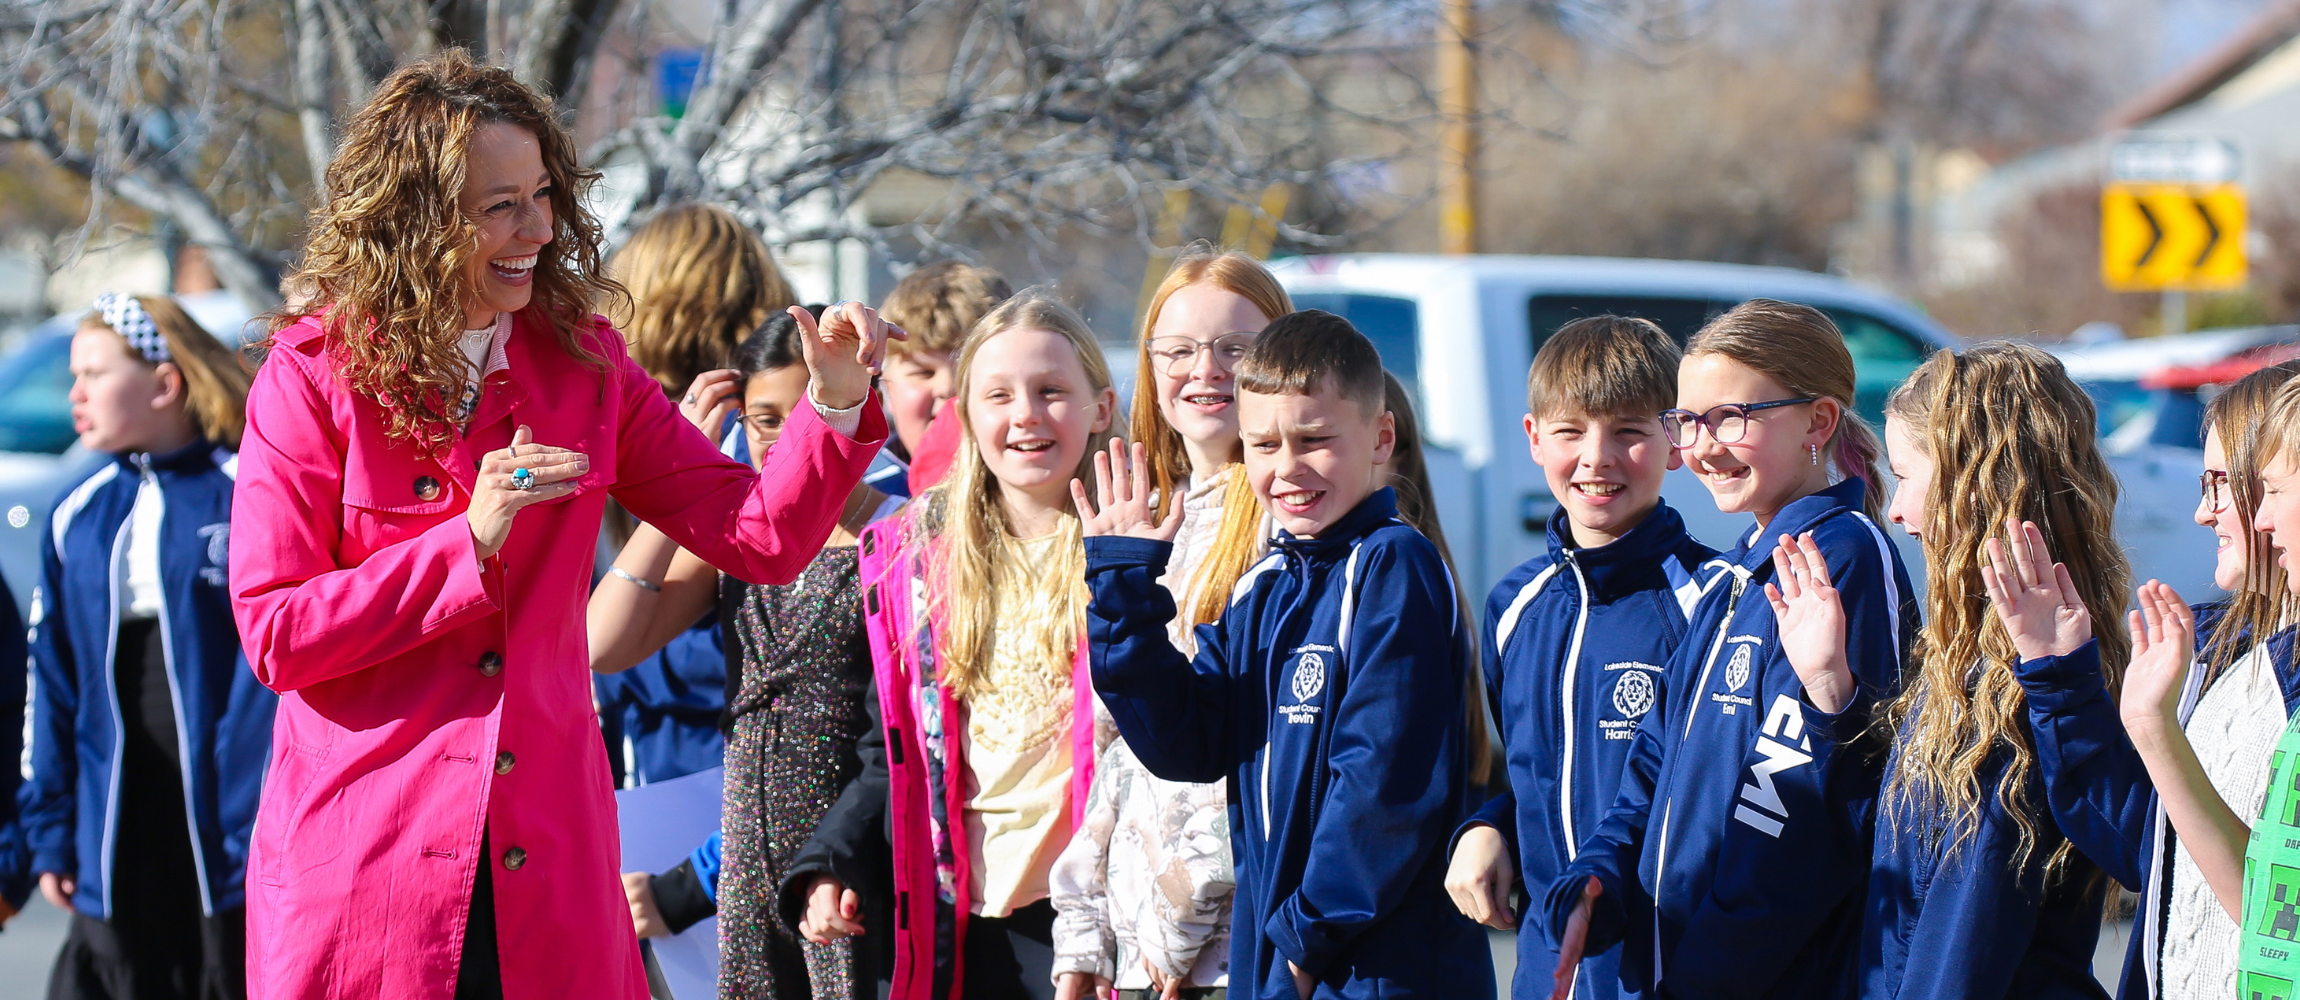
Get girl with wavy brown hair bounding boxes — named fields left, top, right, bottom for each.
left=227, top=49, right=897, bottom=1000
left=1771, top=342, right=2133, bottom=999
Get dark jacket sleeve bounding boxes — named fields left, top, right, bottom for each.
left=0, top=577, right=27, bottom=909
left=1662, top=520, right=1908, bottom=995
left=2012, top=640, right=2151, bottom=890
left=1455, top=599, right=1518, bottom=860
left=779, top=668, right=891, bottom=932
left=22, top=520, right=77, bottom=883
left=1085, top=536, right=1246, bottom=784
left=1265, top=538, right=1471, bottom=975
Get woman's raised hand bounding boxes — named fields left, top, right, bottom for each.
left=677, top=368, right=743, bottom=437
left=1765, top=532, right=1855, bottom=715
left=1070, top=439, right=1183, bottom=542
left=467, top=424, right=588, bottom=560
left=1981, top=518, right=2093, bottom=662
left=2121, top=580, right=2197, bottom=748
left=791, top=303, right=905, bottom=411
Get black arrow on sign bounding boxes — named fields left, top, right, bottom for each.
left=2193, top=195, right=2222, bottom=269
left=2135, top=200, right=2164, bottom=268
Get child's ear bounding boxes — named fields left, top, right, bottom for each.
left=150, top=361, right=187, bottom=412
left=1372, top=409, right=1397, bottom=466
left=1522, top=413, right=1539, bottom=456
left=1807, top=395, right=1843, bottom=448
left=1665, top=442, right=1685, bottom=471
left=1089, top=384, right=1117, bottom=434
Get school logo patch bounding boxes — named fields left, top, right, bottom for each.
left=1292, top=652, right=1326, bottom=704
left=1724, top=643, right=1754, bottom=693
left=1281, top=645, right=1333, bottom=725
left=1612, top=670, right=1656, bottom=719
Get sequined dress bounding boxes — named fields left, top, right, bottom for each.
left=718, top=545, right=872, bottom=1000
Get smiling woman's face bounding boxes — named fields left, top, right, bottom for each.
left=458, top=122, right=555, bottom=328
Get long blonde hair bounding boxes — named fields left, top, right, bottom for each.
left=1685, top=299, right=1888, bottom=521
left=608, top=203, right=796, bottom=396
left=82, top=296, right=253, bottom=449
left=274, top=49, right=615, bottom=455
left=1880, top=344, right=2131, bottom=882
left=918, top=291, right=1116, bottom=700
left=2198, top=362, right=2300, bottom=686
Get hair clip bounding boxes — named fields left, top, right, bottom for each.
left=94, top=292, right=171, bottom=364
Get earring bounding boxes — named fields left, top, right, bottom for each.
left=1810, top=444, right=1819, bottom=467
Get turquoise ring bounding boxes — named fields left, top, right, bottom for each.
left=511, top=467, right=536, bottom=490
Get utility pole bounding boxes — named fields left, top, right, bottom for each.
left=1437, top=0, right=1477, bottom=255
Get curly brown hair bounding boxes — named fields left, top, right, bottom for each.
left=272, top=48, right=619, bottom=454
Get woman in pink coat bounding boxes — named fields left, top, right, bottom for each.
left=227, top=52, right=896, bottom=999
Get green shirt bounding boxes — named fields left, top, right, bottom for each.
left=2240, top=712, right=2300, bottom=1000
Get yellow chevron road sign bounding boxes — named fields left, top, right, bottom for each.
left=2101, top=183, right=2246, bottom=292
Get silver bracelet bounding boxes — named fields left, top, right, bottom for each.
left=609, top=566, right=662, bottom=592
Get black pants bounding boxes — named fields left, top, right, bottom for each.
left=959, top=900, right=1057, bottom=1000
left=47, top=619, right=245, bottom=1000
left=455, top=833, right=502, bottom=1000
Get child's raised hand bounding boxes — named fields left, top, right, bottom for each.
left=1981, top=518, right=2093, bottom=662
left=1765, top=532, right=1855, bottom=715
left=2120, top=580, right=2197, bottom=750
left=1071, top=439, right=1183, bottom=542
left=792, top=302, right=907, bottom=411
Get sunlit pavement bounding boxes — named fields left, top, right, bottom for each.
left=0, top=894, right=66, bottom=988
left=0, top=901, right=2139, bottom=994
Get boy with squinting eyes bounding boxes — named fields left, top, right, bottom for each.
left=1074, top=310, right=1494, bottom=1000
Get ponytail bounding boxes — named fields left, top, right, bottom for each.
left=1832, top=414, right=1887, bottom=522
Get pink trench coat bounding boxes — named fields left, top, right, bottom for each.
left=228, top=310, right=888, bottom=999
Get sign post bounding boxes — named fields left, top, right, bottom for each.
left=2103, top=138, right=2247, bottom=334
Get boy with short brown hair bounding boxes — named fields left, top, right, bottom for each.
left=1443, top=315, right=1724, bottom=1000
left=1078, top=310, right=1495, bottom=999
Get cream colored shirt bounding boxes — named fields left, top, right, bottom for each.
left=964, top=531, right=1079, bottom=917
left=2161, top=641, right=2286, bottom=1000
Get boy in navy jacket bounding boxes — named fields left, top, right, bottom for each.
left=1445, top=317, right=1724, bottom=1000
left=1076, top=310, right=1493, bottom=1000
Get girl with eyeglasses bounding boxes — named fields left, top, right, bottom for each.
left=1544, top=298, right=1918, bottom=1000
left=1989, top=361, right=2300, bottom=1000
left=1045, top=247, right=1290, bottom=1000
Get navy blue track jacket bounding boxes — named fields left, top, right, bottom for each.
left=1461, top=502, right=1723, bottom=999
left=2014, top=607, right=2298, bottom=1000
left=1544, top=477, right=1918, bottom=1000
left=23, top=442, right=277, bottom=918
left=1859, top=641, right=2120, bottom=1000
left=1087, top=488, right=1496, bottom=1000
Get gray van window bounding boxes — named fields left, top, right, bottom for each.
left=1288, top=292, right=1420, bottom=405
left=1527, top=295, right=1727, bottom=351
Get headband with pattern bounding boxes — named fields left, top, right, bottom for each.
left=94, top=292, right=170, bottom=364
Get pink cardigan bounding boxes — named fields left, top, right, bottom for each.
left=229, top=309, right=887, bottom=999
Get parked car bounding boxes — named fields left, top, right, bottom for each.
left=1268, top=254, right=1956, bottom=599
left=0, top=292, right=258, bottom=617
left=2047, top=326, right=2300, bottom=601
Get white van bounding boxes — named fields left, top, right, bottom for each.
left=1268, top=254, right=1962, bottom=599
